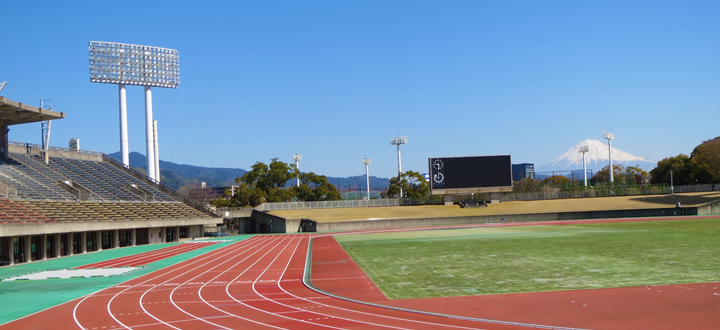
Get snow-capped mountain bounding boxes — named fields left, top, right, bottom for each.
left=535, top=139, right=656, bottom=174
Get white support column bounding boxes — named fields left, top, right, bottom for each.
left=54, top=234, right=61, bottom=258
left=153, top=120, right=160, bottom=182
left=144, top=86, right=156, bottom=181
left=119, top=84, right=130, bottom=166
left=175, top=226, right=180, bottom=242
left=8, top=237, right=14, bottom=265
left=161, top=228, right=166, bottom=243
left=41, top=235, right=47, bottom=260
left=67, top=234, right=74, bottom=256
left=24, top=236, right=31, bottom=263
left=114, top=230, right=120, bottom=248
left=131, top=228, right=136, bottom=246
left=97, top=231, right=103, bottom=251
left=80, top=232, right=87, bottom=253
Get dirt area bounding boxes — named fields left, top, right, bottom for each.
left=272, top=191, right=720, bottom=222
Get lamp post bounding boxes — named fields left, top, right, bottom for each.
left=390, top=136, right=407, bottom=176
left=363, top=158, right=372, bottom=201
left=293, top=153, right=302, bottom=187
left=578, top=145, right=589, bottom=187
left=603, top=132, right=614, bottom=183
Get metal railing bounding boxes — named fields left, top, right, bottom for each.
left=9, top=141, right=104, bottom=155
left=256, top=183, right=719, bottom=211
left=257, top=199, right=400, bottom=211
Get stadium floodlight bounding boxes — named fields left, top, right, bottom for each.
left=603, top=132, right=614, bottom=183
left=89, top=41, right=180, bottom=88
left=293, top=154, right=302, bottom=187
left=89, top=41, right=179, bottom=181
left=363, top=158, right=372, bottom=201
left=390, top=136, right=407, bottom=175
left=578, top=145, right=589, bottom=187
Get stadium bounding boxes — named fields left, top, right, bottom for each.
left=1, top=90, right=720, bottom=329
left=1, top=40, right=719, bottom=329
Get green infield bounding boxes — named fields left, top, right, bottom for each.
left=334, top=218, right=720, bottom=300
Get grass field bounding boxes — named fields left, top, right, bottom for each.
left=273, top=191, right=720, bottom=222
left=335, top=218, right=720, bottom=300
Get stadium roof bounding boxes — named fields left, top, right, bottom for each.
left=0, top=96, right=65, bottom=126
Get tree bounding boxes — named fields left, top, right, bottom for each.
left=688, top=137, right=720, bottom=183
left=383, top=170, right=429, bottom=198
left=625, top=166, right=650, bottom=184
left=211, top=158, right=298, bottom=207
left=239, top=158, right=298, bottom=203
left=513, top=177, right=542, bottom=193
left=541, top=175, right=570, bottom=185
left=178, top=183, right=219, bottom=204
left=293, top=172, right=343, bottom=201
left=649, top=154, right=691, bottom=185
left=591, top=164, right=628, bottom=184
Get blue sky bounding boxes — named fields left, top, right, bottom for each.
left=3, top=1, right=719, bottom=178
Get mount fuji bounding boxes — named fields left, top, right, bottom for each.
left=535, top=139, right=656, bottom=176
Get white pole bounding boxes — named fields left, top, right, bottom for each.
left=153, top=120, right=160, bottom=182
left=296, top=159, right=300, bottom=187
left=608, top=139, right=614, bottom=183
left=582, top=151, right=588, bottom=187
left=397, top=144, right=402, bottom=175
left=118, top=84, right=129, bottom=166
left=670, top=170, right=674, bottom=194
left=366, top=163, right=370, bottom=200
left=144, top=86, right=156, bottom=181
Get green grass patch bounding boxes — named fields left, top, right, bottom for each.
left=0, top=236, right=250, bottom=325
left=335, top=219, right=720, bottom=300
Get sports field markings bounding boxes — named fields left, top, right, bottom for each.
left=72, top=236, right=265, bottom=330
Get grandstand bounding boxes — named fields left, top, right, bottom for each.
left=0, top=96, right=221, bottom=266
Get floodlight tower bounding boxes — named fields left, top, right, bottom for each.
left=89, top=41, right=180, bottom=182
left=603, top=132, right=614, bottom=183
left=578, top=145, right=589, bottom=187
left=293, top=153, right=302, bottom=187
left=390, top=136, right=407, bottom=176
left=363, top=158, right=372, bottom=200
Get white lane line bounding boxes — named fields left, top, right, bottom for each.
left=73, top=236, right=259, bottom=330
left=167, top=235, right=290, bottom=329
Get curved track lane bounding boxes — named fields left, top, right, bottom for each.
left=2, top=234, right=534, bottom=330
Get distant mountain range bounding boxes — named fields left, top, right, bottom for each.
left=534, top=139, right=657, bottom=178
left=108, top=152, right=391, bottom=190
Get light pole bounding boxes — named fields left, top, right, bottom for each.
left=390, top=136, right=407, bottom=198
left=603, top=132, right=614, bottom=183
left=293, top=153, right=302, bottom=187
left=578, top=145, right=589, bottom=187
left=90, top=41, right=180, bottom=180
left=363, top=158, right=372, bottom=200
left=390, top=136, right=407, bottom=175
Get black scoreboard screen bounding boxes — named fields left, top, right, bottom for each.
left=429, top=155, right=512, bottom=190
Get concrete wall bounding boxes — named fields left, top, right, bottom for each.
left=217, top=207, right=254, bottom=218
left=281, top=207, right=701, bottom=233
left=696, top=199, right=720, bottom=215
left=249, top=210, right=287, bottom=233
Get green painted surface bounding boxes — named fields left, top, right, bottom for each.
left=335, top=218, right=720, bottom=299
left=0, top=236, right=251, bottom=325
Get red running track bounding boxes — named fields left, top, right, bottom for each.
left=2, top=234, right=537, bottom=330
left=76, top=242, right=218, bottom=269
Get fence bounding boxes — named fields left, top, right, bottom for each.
left=257, top=184, right=719, bottom=211
left=257, top=198, right=400, bottom=211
